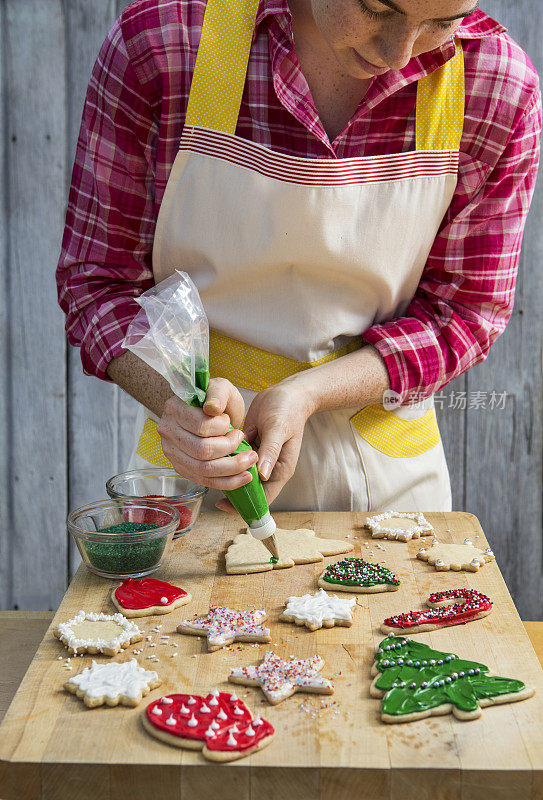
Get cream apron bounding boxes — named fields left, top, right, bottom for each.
left=129, top=0, right=464, bottom=513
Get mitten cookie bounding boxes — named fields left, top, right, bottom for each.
left=371, top=635, right=534, bottom=723
left=229, top=650, right=334, bottom=704
left=318, top=557, right=400, bottom=593
left=54, top=611, right=143, bottom=655
left=143, top=690, right=274, bottom=762
left=64, top=659, right=160, bottom=707
left=280, top=588, right=356, bottom=631
left=177, top=606, right=271, bottom=651
left=226, top=528, right=353, bottom=574
left=417, top=539, right=494, bottom=572
left=365, top=511, right=433, bottom=542
left=111, top=577, right=192, bottom=617
left=380, top=588, right=493, bottom=635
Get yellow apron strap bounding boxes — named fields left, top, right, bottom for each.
left=415, top=39, right=464, bottom=151
left=185, top=0, right=260, bottom=134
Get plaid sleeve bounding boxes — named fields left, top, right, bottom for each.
left=55, top=17, right=158, bottom=380
left=364, top=90, right=541, bottom=404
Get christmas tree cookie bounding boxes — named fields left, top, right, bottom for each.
left=370, top=634, right=534, bottom=722
left=381, top=588, right=492, bottom=634
left=318, top=557, right=400, bottom=593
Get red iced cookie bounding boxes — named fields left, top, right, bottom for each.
left=111, top=578, right=192, bottom=618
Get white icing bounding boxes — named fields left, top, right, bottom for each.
left=283, top=589, right=356, bottom=627
left=161, top=697, right=174, bottom=705
left=230, top=692, right=239, bottom=701
left=211, top=720, right=220, bottom=730
left=200, top=703, right=211, bottom=713
left=245, top=725, right=255, bottom=737
left=151, top=706, right=162, bottom=715
left=217, top=709, right=227, bottom=720
left=229, top=725, right=238, bottom=733
left=365, top=511, right=433, bottom=540
left=179, top=704, right=190, bottom=714
left=56, top=611, right=142, bottom=654
left=65, top=659, right=157, bottom=700
left=166, top=715, right=176, bottom=726
left=435, top=559, right=445, bottom=566
left=211, top=688, right=219, bottom=696
left=227, top=733, right=237, bottom=746
left=187, top=714, right=198, bottom=727
left=471, top=559, right=480, bottom=566
left=160, top=596, right=169, bottom=604
left=209, top=695, right=219, bottom=706
left=233, top=705, right=244, bottom=716
left=187, top=696, right=196, bottom=705
left=253, top=715, right=263, bottom=726
left=205, top=726, right=216, bottom=737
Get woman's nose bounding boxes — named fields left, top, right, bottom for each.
left=377, top=24, right=419, bottom=71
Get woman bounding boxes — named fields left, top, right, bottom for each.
left=56, top=0, right=541, bottom=515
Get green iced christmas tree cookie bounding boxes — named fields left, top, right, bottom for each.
left=318, top=557, right=400, bottom=593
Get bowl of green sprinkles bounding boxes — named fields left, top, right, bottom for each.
left=67, top=499, right=180, bottom=579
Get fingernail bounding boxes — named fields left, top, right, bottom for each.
left=259, top=459, right=272, bottom=480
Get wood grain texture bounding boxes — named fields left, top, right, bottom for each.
left=0, top=0, right=9, bottom=610
left=0, top=511, right=542, bottom=800
left=4, top=0, right=68, bottom=610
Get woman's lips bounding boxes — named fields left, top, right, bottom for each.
left=352, top=50, right=389, bottom=76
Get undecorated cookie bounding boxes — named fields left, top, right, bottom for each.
left=380, top=588, right=493, bottom=635
left=229, top=650, right=334, bottom=704
left=226, top=527, right=353, bottom=574
left=417, top=539, right=494, bottom=572
left=370, top=634, right=534, bottom=723
left=365, top=511, right=433, bottom=542
left=54, top=610, right=143, bottom=656
left=111, top=577, right=192, bottom=617
left=143, top=690, right=274, bottom=762
left=177, top=606, right=271, bottom=651
left=280, top=588, right=356, bottom=631
left=318, top=557, right=400, bottom=593
left=64, top=659, right=161, bottom=707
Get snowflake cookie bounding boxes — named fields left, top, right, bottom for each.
left=64, top=659, right=161, bottom=707
left=111, top=577, right=192, bottom=618
left=143, top=690, right=274, bottom=762
left=280, top=588, right=356, bottom=631
left=365, top=511, right=434, bottom=542
left=416, top=539, right=495, bottom=572
left=54, top=610, right=143, bottom=656
left=177, top=606, right=271, bottom=651
left=229, top=651, right=334, bottom=705
left=380, top=588, right=493, bottom=635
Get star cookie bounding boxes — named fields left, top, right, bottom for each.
left=226, top=527, right=353, bottom=574
left=380, top=588, right=493, bottom=635
left=229, top=650, right=334, bottom=704
left=64, top=659, right=161, bottom=707
left=280, top=588, right=356, bottom=631
left=318, top=557, right=400, bottom=593
left=416, top=539, right=495, bottom=572
left=177, top=606, right=271, bottom=651
left=54, top=610, right=143, bottom=656
left=365, top=511, right=433, bottom=542
left=143, top=690, right=274, bottom=762
left=111, top=577, right=192, bottom=617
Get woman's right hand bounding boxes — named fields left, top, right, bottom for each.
left=156, top=378, right=258, bottom=490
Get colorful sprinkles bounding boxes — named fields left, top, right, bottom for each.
left=322, top=557, right=400, bottom=587
left=382, top=588, right=492, bottom=632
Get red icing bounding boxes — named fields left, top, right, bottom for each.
left=384, top=588, right=492, bottom=630
left=146, top=496, right=192, bottom=532
left=114, top=578, right=188, bottom=610
left=145, top=692, right=273, bottom=753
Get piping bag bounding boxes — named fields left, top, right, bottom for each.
left=122, top=271, right=278, bottom=559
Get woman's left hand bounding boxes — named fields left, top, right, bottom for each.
left=214, top=379, right=314, bottom=512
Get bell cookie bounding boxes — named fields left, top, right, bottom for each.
left=54, top=610, right=143, bottom=656
left=318, top=557, right=400, bottom=593
left=64, top=658, right=161, bottom=708
left=416, top=539, right=494, bottom=572
left=177, top=606, right=271, bottom=651
left=365, top=511, right=433, bottom=542
left=111, top=577, right=192, bottom=617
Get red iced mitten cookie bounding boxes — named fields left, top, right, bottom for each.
left=111, top=578, right=192, bottom=618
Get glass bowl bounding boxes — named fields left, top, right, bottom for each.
left=106, top=468, right=208, bottom=538
left=68, top=498, right=180, bottom=579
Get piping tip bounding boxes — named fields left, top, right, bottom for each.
left=260, top=533, right=278, bottom=560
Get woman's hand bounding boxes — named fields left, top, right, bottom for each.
left=215, top=379, right=314, bottom=513
left=157, top=378, right=258, bottom=490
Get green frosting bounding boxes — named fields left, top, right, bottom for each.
left=323, top=558, right=400, bottom=587
left=373, top=636, right=526, bottom=717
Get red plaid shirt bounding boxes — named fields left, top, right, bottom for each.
left=56, top=0, right=541, bottom=402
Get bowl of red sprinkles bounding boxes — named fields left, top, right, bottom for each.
left=106, top=468, right=208, bottom=538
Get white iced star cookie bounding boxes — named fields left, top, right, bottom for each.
left=177, top=606, right=271, bottom=651
left=54, top=610, right=143, bottom=656
left=417, top=539, right=495, bottom=572
left=229, top=651, right=334, bottom=705
left=365, top=511, right=434, bottom=542
left=64, top=659, right=161, bottom=708
left=280, top=588, right=356, bottom=631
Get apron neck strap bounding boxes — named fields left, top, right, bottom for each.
left=185, top=0, right=260, bottom=134
left=416, top=39, right=464, bottom=151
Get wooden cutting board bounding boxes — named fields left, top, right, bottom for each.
left=1, top=511, right=542, bottom=800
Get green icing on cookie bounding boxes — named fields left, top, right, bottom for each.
left=322, top=557, right=400, bottom=587
left=373, top=636, right=526, bottom=717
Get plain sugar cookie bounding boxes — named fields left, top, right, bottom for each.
left=416, top=539, right=494, bottom=572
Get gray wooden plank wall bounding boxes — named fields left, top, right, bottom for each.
left=0, top=0, right=541, bottom=618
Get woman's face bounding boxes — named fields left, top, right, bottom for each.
left=309, top=0, right=479, bottom=77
